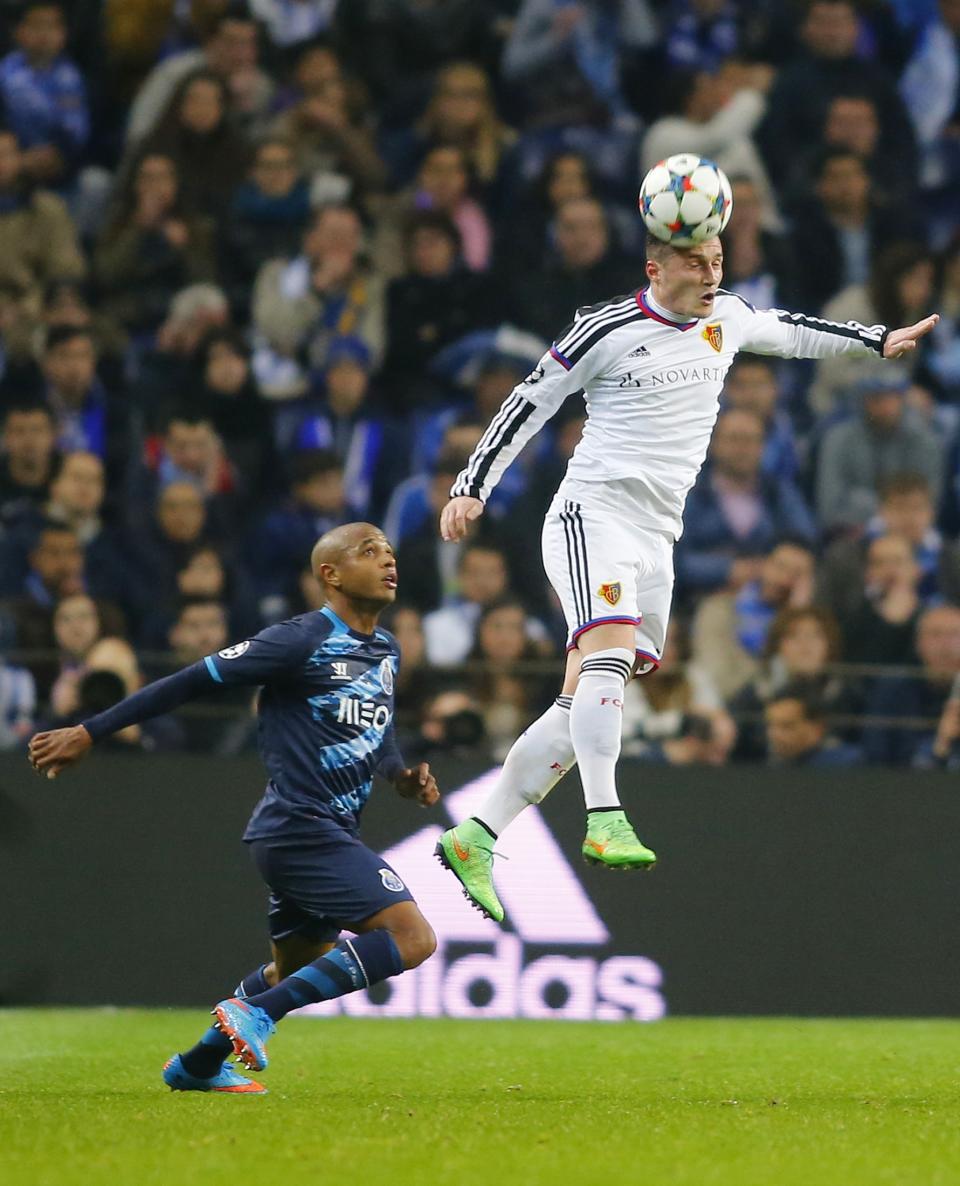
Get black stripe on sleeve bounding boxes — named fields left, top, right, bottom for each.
left=775, top=310, right=885, bottom=352
left=461, top=397, right=536, bottom=499
left=565, top=310, right=650, bottom=367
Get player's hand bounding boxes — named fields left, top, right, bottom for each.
left=395, top=762, right=440, bottom=807
left=883, top=314, right=940, bottom=359
left=27, top=725, right=93, bottom=779
left=439, top=496, right=484, bottom=542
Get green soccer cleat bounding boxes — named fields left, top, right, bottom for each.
left=435, top=819, right=505, bottom=923
left=582, top=810, right=657, bottom=869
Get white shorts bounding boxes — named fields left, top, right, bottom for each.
left=541, top=494, right=675, bottom=674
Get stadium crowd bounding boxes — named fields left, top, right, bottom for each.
left=0, top=0, right=959, bottom=770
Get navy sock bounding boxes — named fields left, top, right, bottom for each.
left=235, top=963, right=271, bottom=999
left=246, top=932, right=404, bottom=1023
left=179, top=1026, right=233, bottom=1079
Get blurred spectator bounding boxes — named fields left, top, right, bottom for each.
left=925, top=678, right=960, bottom=769
left=379, top=603, right=433, bottom=736
left=815, top=369, right=944, bottom=532
left=622, top=622, right=735, bottom=765
left=47, top=591, right=102, bottom=718
left=125, top=481, right=214, bottom=623
left=380, top=144, right=492, bottom=274
left=401, top=61, right=516, bottom=192
left=810, top=243, right=937, bottom=414
left=190, top=328, right=276, bottom=502
left=270, top=41, right=387, bottom=196
left=136, top=407, right=237, bottom=514
left=819, top=473, right=960, bottom=619
left=95, top=153, right=216, bottom=334
left=0, top=520, right=83, bottom=652
left=641, top=63, right=780, bottom=228
left=692, top=540, right=815, bottom=701
left=721, top=356, right=798, bottom=481
left=246, top=448, right=349, bottom=621
left=900, top=0, right=960, bottom=232
left=863, top=605, right=960, bottom=766
left=677, top=409, right=816, bottom=595
left=140, top=69, right=251, bottom=218
left=496, top=149, right=594, bottom=272
left=758, top=0, right=916, bottom=186
left=468, top=596, right=553, bottom=760
left=729, top=605, right=859, bottom=760
left=721, top=175, right=794, bottom=309
left=423, top=540, right=512, bottom=665
left=134, top=283, right=229, bottom=411
left=168, top=595, right=228, bottom=664
left=0, top=651, right=35, bottom=749
left=29, top=280, right=128, bottom=389
left=839, top=534, right=922, bottom=668
left=502, top=0, right=657, bottom=128
left=221, top=136, right=310, bottom=313
left=664, top=0, right=739, bottom=73
left=505, top=196, right=638, bottom=340
left=788, top=148, right=886, bottom=311
left=0, top=127, right=85, bottom=327
left=383, top=210, right=492, bottom=403
left=409, top=685, right=491, bottom=763
left=818, top=91, right=914, bottom=210
left=0, top=2, right=89, bottom=187
left=251, top=0, right=340, bottom=49
left=764, top=681, right=862, bottom=767
left=126, top=9, right=274, bottom=145
left=289, top=335, right=404, bottom=518
left=41, top=327, right=123, bottom=467
left=253, top=203, right=385, bottom=398
left=0, top=401, right=58, bottom=524
left=928, top=237, right=960, bottom=396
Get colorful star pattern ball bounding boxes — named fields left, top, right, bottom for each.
left=639, top=154, right=733, bottom=246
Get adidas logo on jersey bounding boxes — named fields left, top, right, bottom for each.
left=337, top=697, right=391, bottom=729
left=627, top=344, right=650, bottom=358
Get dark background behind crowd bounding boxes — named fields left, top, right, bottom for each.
left=0, top=0, right=958, bottom=772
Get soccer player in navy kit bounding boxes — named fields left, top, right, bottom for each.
left=28, top=523, right=440, bottom=1095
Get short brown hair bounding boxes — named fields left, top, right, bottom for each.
left=878, top=472, right=931, bottom=502
left=764, top=606, right=841, bottom=663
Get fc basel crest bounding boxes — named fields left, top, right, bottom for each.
left=702, top=322, right=723, bottom=353
left=598, top=582, right=621, bottom=607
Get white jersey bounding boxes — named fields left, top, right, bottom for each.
left=452, top=287, right=888, bottom=539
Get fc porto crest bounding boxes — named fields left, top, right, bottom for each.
left=598, top=581, right=621, bottom=607
left=379, top=657, right=394, bottom=696
left=702, top=322, right=723, bottom=353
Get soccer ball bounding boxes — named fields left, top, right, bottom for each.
left=639, top=154, right=733, bottom=246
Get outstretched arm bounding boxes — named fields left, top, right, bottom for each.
left=28, top=620, right=313, bottom=778
left=738, top=297, right=939, bottom=362
left=440, top=322, right=612, bottom=541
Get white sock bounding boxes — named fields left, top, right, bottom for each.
left=474, top=696, right=576, bottom=836
left=569, top=647, right=633, bottom=810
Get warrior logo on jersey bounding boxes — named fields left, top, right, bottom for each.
left=380, top=657, right=394, bottom=695
left=702, top=322, right=723, bottom=353
left=598, top=582, right=621, bottom=606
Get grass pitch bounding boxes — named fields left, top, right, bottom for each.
left=2, top=1012, right=960, bottom=1186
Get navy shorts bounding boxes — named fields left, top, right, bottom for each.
left=249, top=827, right=415, bottom=944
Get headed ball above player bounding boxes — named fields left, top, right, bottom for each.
left=639, top=154, right=733, bottom=246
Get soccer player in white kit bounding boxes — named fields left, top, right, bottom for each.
left=434, top=234, right=938, bottom=923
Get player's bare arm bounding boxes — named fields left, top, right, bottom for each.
left=394, top=761, right=440, bottom=807
left=28, top=724, right=93, bottom=779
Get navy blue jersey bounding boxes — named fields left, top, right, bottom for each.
left=200, top=606, right=403, bottom=839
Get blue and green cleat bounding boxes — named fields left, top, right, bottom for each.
left=212, top=998, right=276, bottom=1072
left=582, top=809, right=657, bottom=869
left=162, top=1053, right=267, bottom=1094
left=435, top=818, right=505, bottom=923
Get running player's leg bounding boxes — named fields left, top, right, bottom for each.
left=212, top=835, right=433, bottom=1070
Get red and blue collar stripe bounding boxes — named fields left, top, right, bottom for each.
left=636, top=288, right=697, bottom=331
